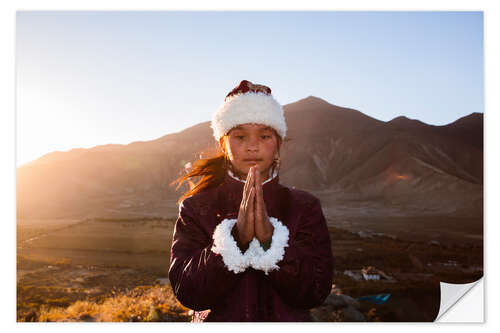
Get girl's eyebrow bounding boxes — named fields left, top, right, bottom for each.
left=230, top=125, right=272, bottom=133
left=231, top=125, right=247, bottom=131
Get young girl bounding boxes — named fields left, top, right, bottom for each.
left=169, top=80, right=334, bottom=322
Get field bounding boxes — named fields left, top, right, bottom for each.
left=18, top=218, right=174, bottom=273
left=17, top=216, right=483, bottom=322
left=329, top=215, right=483, bottom=246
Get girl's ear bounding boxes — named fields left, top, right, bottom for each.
left=276, top=133, right=283, bottom=148
left=276, top=135, right=283, bottom=156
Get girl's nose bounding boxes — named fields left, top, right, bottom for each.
left=247, top=137, right=259, bottom=151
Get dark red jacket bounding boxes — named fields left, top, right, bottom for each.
left=168, top=171, right=334, bottom=322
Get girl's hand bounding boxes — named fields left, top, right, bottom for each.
left=235, top=166, right=256, bottom=247
left=254, top=166, right=274, bottom=243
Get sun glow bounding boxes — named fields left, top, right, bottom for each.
left=16, top=84, right=92, bottom=167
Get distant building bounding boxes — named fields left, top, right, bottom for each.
left=344, top=267, right=395, bottom=282
left=361, top=266, right=380, bottom=280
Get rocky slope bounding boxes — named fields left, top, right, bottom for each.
left=17, top=96, right=483, bottom=220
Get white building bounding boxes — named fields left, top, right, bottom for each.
left=361, top=266, right=380, bottom=280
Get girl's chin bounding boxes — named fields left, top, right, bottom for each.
left=233, top=165, right=271, bottom=178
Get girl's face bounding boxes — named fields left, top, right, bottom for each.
left=221, top=123, right=280, bottom=180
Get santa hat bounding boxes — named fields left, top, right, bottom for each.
left=211, top=80, right=287, bottom=141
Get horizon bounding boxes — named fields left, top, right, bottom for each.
left=16, top=11, right=484, bottom=167
left=17, top=95, right=482, bottom=168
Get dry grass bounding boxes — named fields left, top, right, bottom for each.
left=37, top=285, right=191, bottom=322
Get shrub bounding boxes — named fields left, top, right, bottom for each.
left=37, top=285, right=190, bottom=322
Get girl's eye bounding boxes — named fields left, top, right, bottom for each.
left=261, top=135, right=271, bottom=139
left=236, top=136, right=245, bottom=140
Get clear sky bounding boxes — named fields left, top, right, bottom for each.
left=16, top=11, right=484, bottom=167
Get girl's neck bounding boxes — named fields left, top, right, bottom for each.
left=227, top=167, right=277, bottom=185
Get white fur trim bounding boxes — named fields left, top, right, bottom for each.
left=211, top=218, right=254, bottom=273
left=211, top=92, right=287, bottom=141
left=248, top=217, right=290, bottom=275
left=211, top=217, right=289, bottom=275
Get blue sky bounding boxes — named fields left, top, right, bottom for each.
left=16, top=11, right=484, bottom=166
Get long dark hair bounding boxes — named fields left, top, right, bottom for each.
left=172, top=134, right=282, bottom=204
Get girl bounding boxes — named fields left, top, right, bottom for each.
left=169, top=80, right=334, bottom=322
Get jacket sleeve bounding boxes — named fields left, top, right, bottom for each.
left=254, top=197, right=334, bottom=309
left=168, top=198, right=251, bottom=311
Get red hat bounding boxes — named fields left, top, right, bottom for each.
left=224, top=80, right=272, bottom=101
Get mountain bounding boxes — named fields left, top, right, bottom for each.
left=16, top=96, right=483, bottom=220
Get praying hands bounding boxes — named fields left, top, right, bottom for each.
left=233, top=166, right=274, bottom=251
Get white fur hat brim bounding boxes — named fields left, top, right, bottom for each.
left=211, top=92, right=287, bottom=141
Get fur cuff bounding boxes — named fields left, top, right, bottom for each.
left=211, top=217, right=289, bottom=275
left=211, top=218, right=253, bottom=274
left=248, top=217, right=290, bottom=275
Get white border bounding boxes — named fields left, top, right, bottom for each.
left=4, top=1, right=495, bottom=332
